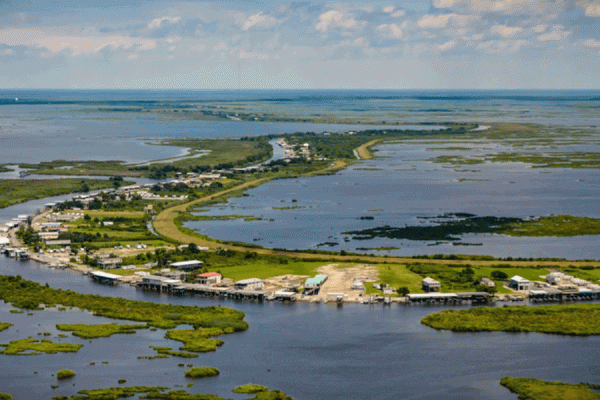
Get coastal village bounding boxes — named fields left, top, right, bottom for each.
left=2, top=171, right=600, bottom=306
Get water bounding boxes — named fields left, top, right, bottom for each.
left=2, top=256, right=600, bottom=399
left=186, top=140, right=600, bottom=260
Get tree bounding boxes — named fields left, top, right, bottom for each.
left=397, top=287, right=410, bottom=296
left=491, top=270, right=508, bottom=280
left=188, top=243, right=199, bottom=254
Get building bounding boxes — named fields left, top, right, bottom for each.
left=480, top=277, right=496, bottom=287
left=509, top=275, right=530, bottom=291
left=38, top=231, right=59, bottom=241
left=234, top=278, right=264, bottom=291
left=170, top=260, right=204, bottom=270
left=197, top=272, right=222, bottom=285
left=422, top=277, right=441, bottom=293
left=305, top=275, right=328, bottom=289
left=546, top=272, right=565, bottom=284
left=90, top=270, right=121, bottom=285
left=0, top=237, right=10, bottom=247
left=97, top=258, right=122, bottom=269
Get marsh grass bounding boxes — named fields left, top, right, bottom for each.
left=56, top=323, right=149, bottom=339
left=0, top=275, right=247, bottom=332
left=0, top=323, right=13, bottom=332
left=0, top=338, right=83, bottom=355
left=422, top=304, right=600, bottom=335
left=232, top=384, right=269, bottom=394
left=500, top=377, right=600, bottom=400
left=57, top=369, right=76, bottom=380
left=184, top=367, right=220, bottom=379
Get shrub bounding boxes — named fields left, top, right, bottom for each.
left=57, top=369, right=76, bottom=380
left=184, top=367, right=220, bottom=379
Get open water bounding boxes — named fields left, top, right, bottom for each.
left=2, top=256, right=600, bottom=400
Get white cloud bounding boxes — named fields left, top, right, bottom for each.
left=437, top=40, right=456, bottom=51
left=0, top=28, right=154, bottom=56
left=316, top=10, right=365, bottom=32
left=147, top=16, right=181, bottom=30
left=477, top=39, right=528, bottom=54
left=583, top=38, right=600, bottom=47
left=418, top=14, right=453, bottom=28
left=537, top=25, right=570, bottom=41
left=242, top=12, right=278, bottom=30
left=376, top=23, right=402, bottom=38
left=433, top=0, right=456, bottom=9
left=490, top=24, right=523, bottom=37
left=584, top=2, right=600, bottom=17
left=383, top=6, right=406, bottom=17
left=532, top=24, right=547, bottom=33
left=138, top=40, right=156, bottom=51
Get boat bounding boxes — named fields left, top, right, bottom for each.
left=19, top=170, right=30, bottom=178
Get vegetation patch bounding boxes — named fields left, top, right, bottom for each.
left=57, top=369, right=76, bottom=380
left=345, top=214, right=600, bottom=241
left=422, top=304, right=600, bottom=335
left=51, top=386, right=169, bottom=400
left=0, top=392, right=14, bottom=400
left=184, top=367, right=220, bottom=379
left=500, top=377, right=600, bottom=400
left=232, top=384, right=269, bottom=394
left=0, top=275, right=247, bottom=335
left=56, top=323, right=148, bottom=339
left=0, top=338, right=83, bottom=355
left=0, top=322, right=13, bottom=332
left=0, top=178, right=133, bottom=209
left=151, top=346, right=198, bottom=358
left=165, top=329, right=226, bottom=353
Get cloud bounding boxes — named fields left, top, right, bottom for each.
left=315, top=9, right=365, bottom=32
left=583, top=38, right=600, bottom=47
left=383, top=6, right=406, bottom=17
left=537, top=25, right=570, bottom=41
left=490, top=24, right=523, bottom=37
left=376, top=23, right=402, bottom=38
left=0, top=28, right=156, bottom=56
left=433, top=0, right=456, bottom=9
left=532, top=24, right=547, bottom=33
left=584, top=2, right=600, bottom=17
left=437, top=40, right=456, bottom=51
left=147, top=16, right=181, bottom=30
left=477, top=39, right=528, bottom=54
left=418, top=14, right=453, bottom=28
left=242, top=12, right=279, bottom=30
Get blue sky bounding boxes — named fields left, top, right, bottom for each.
left=1, top=0, right=599, bottom=89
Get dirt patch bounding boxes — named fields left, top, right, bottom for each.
left=307, top=264, right=378, bottom=302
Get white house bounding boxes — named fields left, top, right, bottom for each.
left=509, top=275, right=530, bottom=291
left=422, top=277, right=441, bottom=293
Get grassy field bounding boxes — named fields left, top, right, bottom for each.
left=422, top=304, right=600, bottom=335
left=0, top=178, right=132, bottom=209
left=500, top=377, right=600, bottom=400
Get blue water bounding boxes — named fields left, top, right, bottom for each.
left=2, top=256, right=600, bottom=400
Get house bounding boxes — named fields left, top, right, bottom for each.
left=422, top=277, right=441, bottom=293
left=0, top=237, right=10, bottom=247
left=197, top=272, right=222, bottom=285
left=38, top=231, right=59, bottom=241
left=480, top=277, right=496, bottom=287
left=304, top=274, right=328, bottom=295
left=509, top=275, right=530, bottom=291
left=234, top=278, right=264, bottom=291
left=97, top=258, right=122, bottom=269
left=170, top=260, right=204, bottom=270
left=546, top=272, right=565, bottom=284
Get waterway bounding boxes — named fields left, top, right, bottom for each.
left=188, top=140, right=600, bottom=260
left=1, top=256, right=600, bottom=399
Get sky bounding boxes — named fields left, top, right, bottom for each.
left=0, top=0, right=599, bottom=89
